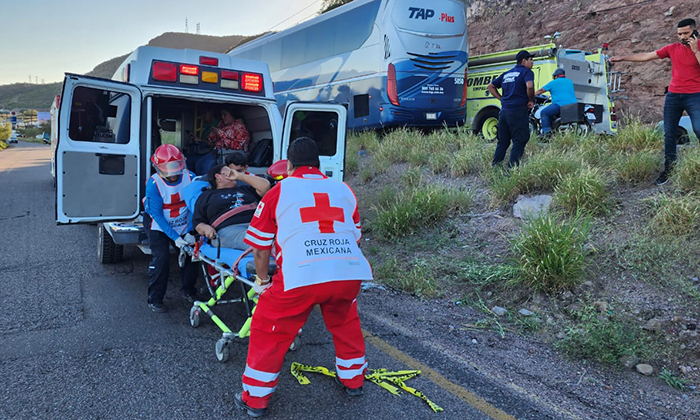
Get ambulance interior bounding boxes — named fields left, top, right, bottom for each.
left=151, top=97, right=275, bottom=172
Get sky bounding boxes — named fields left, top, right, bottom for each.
left=0, top=0, right=323, bottom=86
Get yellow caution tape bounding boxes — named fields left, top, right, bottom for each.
left=290, top=362, right=443, bottom=413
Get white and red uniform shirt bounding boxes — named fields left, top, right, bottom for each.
left=148, top=172, right=193, bottom=236
left=244, top=166, right=373, bottom=290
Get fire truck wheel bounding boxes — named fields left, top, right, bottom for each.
left=475, top=109, right=499, bottom=141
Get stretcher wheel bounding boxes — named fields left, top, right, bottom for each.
left=216, top=339, right=230, bottom=362
left=189, top=306, right=200, bottom=328
left=289, top=335, right=301, bottom=352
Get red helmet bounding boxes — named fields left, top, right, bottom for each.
left=151, top=144, right=185, bottom=177
left=267, top=159, right=289, bottom=181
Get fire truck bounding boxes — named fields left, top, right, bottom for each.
left=466, top=38, right=622, bottom=140
left=54, top=46, right=347, bottom=263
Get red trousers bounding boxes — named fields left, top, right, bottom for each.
left=241, top=280, right=366, bottom=409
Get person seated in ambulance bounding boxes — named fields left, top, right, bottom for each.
left=143, top=144, right=200, bottom=313
left=534, top=68, right=578, bottom=137
left=186, top=107, right=219, bottom=176
left=209, top=108, right=250, bottom=152
left=192, top=162, right=270, bottom=250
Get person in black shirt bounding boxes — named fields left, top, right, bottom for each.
left=487, top=50, right=536, bottom=167
left=192, top=164, right=270, bottom=249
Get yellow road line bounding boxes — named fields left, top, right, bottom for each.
left=363, top=329, right=518, bottom=420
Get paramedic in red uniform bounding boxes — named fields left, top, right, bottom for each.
left=143, top=144, right=199, bottom=313
left=234, top=137, right=373, bottom=418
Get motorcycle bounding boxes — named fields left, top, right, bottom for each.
left=529, top=95, right=595, bottom=138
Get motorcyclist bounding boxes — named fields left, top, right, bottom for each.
left=534, top=68, right=578, bottom=137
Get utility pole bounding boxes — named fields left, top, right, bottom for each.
left=185, top=18, right=189, bottom=33
left=196, top=22, right=200, bottom=34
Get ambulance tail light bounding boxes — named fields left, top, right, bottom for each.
left=242, top=73, right=263, bottom=92
left=610, top=105, right=617, bottom=121
left=200, top=56, right=219, bottom=66
left=180, top=65, right=199, bottom=76
left=387, top=63, right=399, bottom=106
left=221, top=70, right=239, bottom=89
left=152, top=61, right=177, bottom=82
left=460, top=67, right=468, bottom=107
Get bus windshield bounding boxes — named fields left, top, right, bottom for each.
left=391, top=0, right=466, bottom=36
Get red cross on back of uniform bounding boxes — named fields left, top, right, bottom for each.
left=300, top=193, right=345, bottom=233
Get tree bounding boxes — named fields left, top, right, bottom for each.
left=0, top=122, right=11, bottom=141
left=320, top=0, right=353, bottom=14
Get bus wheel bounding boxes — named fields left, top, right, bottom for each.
left=476, top=110, right=499, bottom=141
left=98, top=223, right=124, bottom=264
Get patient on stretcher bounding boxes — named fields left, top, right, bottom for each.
left=192, top=163, right=270, bottom=250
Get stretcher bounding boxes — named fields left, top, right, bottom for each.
left=180, top=179, right=300, bottom=362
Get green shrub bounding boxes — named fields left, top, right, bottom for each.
left=673, top=147, right=700, bottom=192
left=644, top=193, right=700, bottom=235
left=400, top=167, right=424, bottom=188
left=610, top=118, right=662, bottom=153
left=450, top=144, right=492, bottom=177
left=612, top=150, right=661, bottom=184
left=486, top=152, right=581, bottom=205
left=359, top=167, right=374, bottom=183
left=372, top=185, right=472, bottom=239
left=554, top=167, right=612, bottom=216
left=376, top=257, right=437, bottom=298
left=510, top=213, right=591, bottom=291
left=556, top=304, right=653, bottom=365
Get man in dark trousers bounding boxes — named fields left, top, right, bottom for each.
left=611, top=18, right=700, bottom=185
left=487, top=50, right=535, bottom=167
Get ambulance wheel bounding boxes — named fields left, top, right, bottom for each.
left=98, top=223, right=123, bottom=264
left=216, top=339, right=230, bottom=362
left=189, top=306, right=200, bottom=328
left=289, top=335, right=301, bottom=352
left=677, top=127, right=690, bottom=145
left=475, top=109, right=499, bottom=141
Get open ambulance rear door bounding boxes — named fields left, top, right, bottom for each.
left=56, top=74, right=142, bottom=224
left=281, top=103, right=347, bottom=181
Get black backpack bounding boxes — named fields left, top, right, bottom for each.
left=248, top=138, right=273, bottom=166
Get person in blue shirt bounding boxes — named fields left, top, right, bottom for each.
left=487, top=50, right=536, bottom=167
left=143, top=144, right=200, bottom=313
left=535, top=68, right=578, bottom=137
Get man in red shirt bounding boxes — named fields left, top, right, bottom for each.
left=234, top=137, right=373, bottom=418
left=611, top=18, right=700, bottom=185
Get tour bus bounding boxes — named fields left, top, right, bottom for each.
left=55, top=46, right=347, bottom=263
left=466, top=40, right=620, bottom=140
left=228, top=0, right=468, bottom=130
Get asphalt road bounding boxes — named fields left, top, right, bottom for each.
left=0, top=141, right=578, bottom=420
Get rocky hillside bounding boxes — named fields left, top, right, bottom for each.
left=467, top=0, right=690, bottom=122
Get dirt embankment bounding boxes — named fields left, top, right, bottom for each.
left=467, top=0, right=694, bottom=123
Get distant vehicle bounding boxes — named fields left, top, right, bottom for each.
left=42, top=132, right=50, bottom=144
left=656, top=116, right=697, bottom=144
left=35, top=134, right=43, bottom=139
left=9, top=132, right=18, bottom=143
left=228, top=0, right=469, bottom=130
left=16, top=133, right=26, bottom=138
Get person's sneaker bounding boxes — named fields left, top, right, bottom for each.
left=234, top=393, right=267, bottom=418
left=335, top=375, right=363, bottom=396
left=148, top=302, right=168, bottom=313
left=655, top=171, right=669, bottom=186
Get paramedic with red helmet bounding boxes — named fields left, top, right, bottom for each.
left=234, top=137, right=373, bottom=418
left=143, top=144, right=199, bottom=313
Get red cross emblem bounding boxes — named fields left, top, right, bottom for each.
left=162, top=192, right=185, bottom=217
left=300, top=193, right=344, bottom=233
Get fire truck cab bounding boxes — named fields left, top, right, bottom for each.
left=54, top=46, right=347, bottom=263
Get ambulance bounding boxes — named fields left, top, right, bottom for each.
left=466, top=40, right=621, bottom=140
left=54, top=46, right=347, bottom=263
